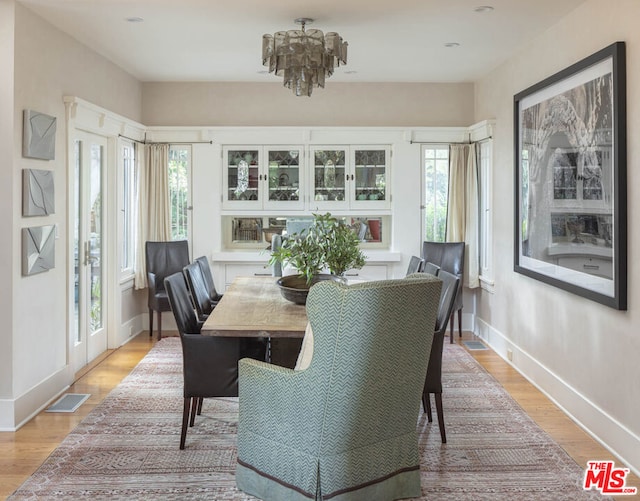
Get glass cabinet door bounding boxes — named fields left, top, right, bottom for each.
left=264, top=147, right=304, bottom=210
left=224, top=147, right=260, bottom=207
left=352, top=147, right=391, bottom=208
left=310, top=147, right=348, bottom=209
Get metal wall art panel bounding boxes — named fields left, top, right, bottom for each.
left=22, top=225, right=56, bottom=276
left=23, top=109, right=57, bottom=160
left=23, top=168, right=55, bottom=216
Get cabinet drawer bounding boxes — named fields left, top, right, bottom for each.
left=343, top=264, right=388, bottom=282
left=225, top=263, right=272, bottom=286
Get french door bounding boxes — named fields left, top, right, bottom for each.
left=71, top=130, right=108, bottom=372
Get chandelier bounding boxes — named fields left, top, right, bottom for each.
left=262, top=18, right=348, bottom=97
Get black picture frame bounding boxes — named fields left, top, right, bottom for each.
left=514, top=41, right=626, bottom=310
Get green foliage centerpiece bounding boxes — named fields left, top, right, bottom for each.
left=270, top=213, right=367, bottom=304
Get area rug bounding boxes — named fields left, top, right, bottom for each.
left=9, top=338, right=604, bottom=500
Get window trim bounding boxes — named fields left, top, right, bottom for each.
left=118, top=139, right=136, bottom=279
left=478, top=139, right=495, bottom=293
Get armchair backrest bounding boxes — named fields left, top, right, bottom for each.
left=270, top=234, right=283, bottom=277
left=183, top=261, right=213, bottom=319
left=304, top=275, right=441, bottom=454
left=145, top=240, right=190, bottom=292
left=164, top=272, right=201, bottom=336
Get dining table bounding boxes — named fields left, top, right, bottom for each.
left=201, top=275, right=308, bottom=338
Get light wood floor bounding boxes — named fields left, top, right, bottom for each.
left=0, top=331, right=637, bottom=499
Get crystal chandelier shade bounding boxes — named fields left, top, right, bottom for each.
left=262, top=18, right=348, bottom=97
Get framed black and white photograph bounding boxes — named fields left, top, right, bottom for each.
left=514, top=41, right=627, bottom=310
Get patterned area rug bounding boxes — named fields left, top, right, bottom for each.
left=9, top=338, right=604, bottom=500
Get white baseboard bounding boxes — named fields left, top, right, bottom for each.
left=114, top=316, right=145, bottom=348
left=0, top=365, right=72, bottom=431
left=474, top=318, right=640, bottom=477
left=143, top=311, right=177, bottom=333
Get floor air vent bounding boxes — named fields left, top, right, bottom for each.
left=46, top=393, right=90, bottom=413
left=463, top=340, right=488, bottom=350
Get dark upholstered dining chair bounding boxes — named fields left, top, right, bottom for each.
left=164, top=272, right=267, bottom=450
left=406, top=255, right=425, bottom=275
left=195, top=256, right=223, bottom=306
left=422, top=261, right=440, bottom=276
left=422, top=269, right=460, bottom=444
left=183, top=261, right=214, bottom=321
left=422, top=241, right=465, bottom=343
left=145, top=240, right=190, bottom=340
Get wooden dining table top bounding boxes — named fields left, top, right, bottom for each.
left=201, top=276, right=308, bottom=338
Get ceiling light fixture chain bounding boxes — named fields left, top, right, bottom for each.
left=262, top=17, right=348, bottom=97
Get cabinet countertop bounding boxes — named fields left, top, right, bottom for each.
left=212, top=250, right=402, bottom=263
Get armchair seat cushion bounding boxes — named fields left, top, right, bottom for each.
left=149, top=291, right=169, bottom=310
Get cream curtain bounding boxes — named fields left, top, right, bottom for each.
left=134, top=143, right=171, bottom=289
left=446, top=144, right=479, bottom=289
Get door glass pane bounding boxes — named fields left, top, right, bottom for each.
left=314, top=150, right=345, bottom=202
left=74, top=140, right=81, bottom=343
left=89, top=144, right=103, bottom=332
left=227, top=149, right=259, bottom=202
left=268, top=149, right=301, bottom=202
left=354, top=150, right=386, bottom=202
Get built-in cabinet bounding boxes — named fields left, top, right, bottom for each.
left=309, top=146, right=390, bottom=210
left=222, top=146, right=305, bottom=210
left=222, top=144, right=390, bottom=211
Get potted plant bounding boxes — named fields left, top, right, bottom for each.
left=269, top=213, right=367, bottom=303
left=313, top=213, right=367, bottom=276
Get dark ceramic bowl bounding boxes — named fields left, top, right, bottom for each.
left=276, top=274, right=344, bottom=305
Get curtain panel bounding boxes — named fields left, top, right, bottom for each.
left=446, top=144, right=479, bottom=289
left=134, top=143, right=171, bottom=289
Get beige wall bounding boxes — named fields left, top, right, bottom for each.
left=475, top=0, right=639, bottom=473
left=142, top=81, right=474, bottom=127
left=1, top=2, right=142, bottom=428
left=0, top=0, right=15, bottom=400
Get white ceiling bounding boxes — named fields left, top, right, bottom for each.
left=18, top=0, right=586, bottom=83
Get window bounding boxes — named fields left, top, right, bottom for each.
left=422, top=146, right=449, bottom=242
left=119, top=140, right=136, bottom=275
left=168, top=146, right=191, bottom=241
left=478, top=139, right=494, bottom=290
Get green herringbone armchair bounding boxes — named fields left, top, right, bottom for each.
left=236, top=275, right=441, bottom=501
